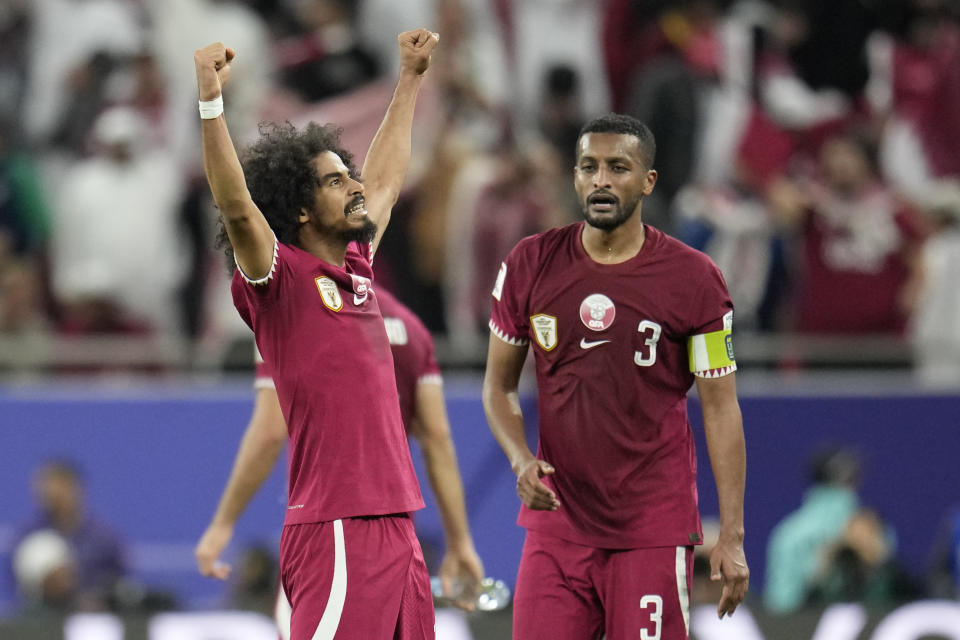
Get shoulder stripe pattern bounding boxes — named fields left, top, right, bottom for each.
left=236, top=236, right=279, bottom=286
left=489, top=320, right=529, bottom=346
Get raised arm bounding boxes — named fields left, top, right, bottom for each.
left=195, top=387, right=287, bottom=580
left=361, top=29, right=439, bottom=253
left=696, top=373, right=750, bottom=618
left=482, top=335, right=560, bottom=511
left=408, top=382, right=484, bottom=609
left=194, top=43, right=275, bottom=279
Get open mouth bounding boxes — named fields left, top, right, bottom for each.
left=345, top=198, right=367, bottom=218
left=587, top=192, right=617, bottom=212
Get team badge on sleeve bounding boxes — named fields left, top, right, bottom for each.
left=492, top=262, right=507, bottom=301
left=530, top=314, right=558, bottom=351
left=580, top=294, right=616, bottom=331
left=315, top=276, right=343, bottom=311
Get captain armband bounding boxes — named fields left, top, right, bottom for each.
left=688, top=328, right=737, bottom=378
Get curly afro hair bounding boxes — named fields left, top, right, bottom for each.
left=215, top=121, right=358, bottom=270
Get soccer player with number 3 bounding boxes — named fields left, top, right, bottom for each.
left=483, top=114, right=749, bottom=639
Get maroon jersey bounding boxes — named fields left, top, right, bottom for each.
left=255, top=288, right=442, bottom=433
left=490, top=223, right=734, bottom=549
left=232, top=240, right=424, bottom=526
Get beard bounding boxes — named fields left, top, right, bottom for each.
left=580, top=192, right=643, bottom=231
left=313, top=217, right=377, bottom=245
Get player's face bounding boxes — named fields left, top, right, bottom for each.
left=574, top=133, right=657, bottom=231
left=302, top=151, right=375, bottom=242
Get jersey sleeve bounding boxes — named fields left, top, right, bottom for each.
left=414, top=325, right=442, bottom=387
left=488, top=244, right=532, bottom=346
left=231, top=238, right=292, bottom=327
left=687, top=260, right=737, bottom=378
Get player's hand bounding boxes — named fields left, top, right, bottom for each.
left=195, top=522, right=234, bottom=580
left=515, top=459, right=560, bottom=511
left=438, top=540, right=485, bottom=611
left=194, top=42, right=235, bottom=101
left=398, top=29, right=439, bottom=76
left=710, top=535, right=749, bottom=618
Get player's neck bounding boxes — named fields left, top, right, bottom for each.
left=300, top=231, right=349, bottom=267
left=581, top=216, right=646, bottom=264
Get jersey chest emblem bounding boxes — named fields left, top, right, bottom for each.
left=580, top=294, right=615, bottom=331
left=351, top=274, right=371, bottom=306
left=315, top=276, right=343, bottom=311
left=530, top=314, right=558, bottom=351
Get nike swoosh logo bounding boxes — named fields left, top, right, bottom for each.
left=354, top=294, right=367, bottom=306
left=580, top=338, right=610, bottom=349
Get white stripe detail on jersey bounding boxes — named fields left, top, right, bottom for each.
left=676, top=546, right=690, bottom=636
left=236, top=236, right=279, bottom=286
left=690, top=333, right=710, bottom=373
left=692, top=363, right=737, bottom=379
left=489, top=320, right=529, bottom=346
left=313, top=519, right=347, bottom=640
left=275, top=584, right=292, bottom=640
left=417, top=373, right=444, bottom=386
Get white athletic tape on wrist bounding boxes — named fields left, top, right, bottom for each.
left=199, top=95, right=224, bottom=119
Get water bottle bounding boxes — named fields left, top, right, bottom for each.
left=430, top=576, right=512, bottom=611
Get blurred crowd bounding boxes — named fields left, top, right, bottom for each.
left=1, top=0, right=960, bottom=380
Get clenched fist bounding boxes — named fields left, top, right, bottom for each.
left=194, top=42, right=235, bottom=100
left=398, top=29, right=439, bottom=76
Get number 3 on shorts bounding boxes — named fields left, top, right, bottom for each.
left=640, top=594, right=663, bottom=640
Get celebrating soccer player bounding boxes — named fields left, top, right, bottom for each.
left=194, top=29, right=440, bottom=639
left=483, top=114, right=749, bottom=639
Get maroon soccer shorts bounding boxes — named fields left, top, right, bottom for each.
left=513, top=530, right=694, bottom=640
left=279, top=514, right=434, bottom=639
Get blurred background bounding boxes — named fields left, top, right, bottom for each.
left=1, top=0, right=959, bottom=638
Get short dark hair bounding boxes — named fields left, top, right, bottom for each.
left=215, top=121, right=358, bottom=269
left=578, top=113, right=656, bottom=169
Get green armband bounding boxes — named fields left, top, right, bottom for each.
left=688, top=328, right=736, bottom=376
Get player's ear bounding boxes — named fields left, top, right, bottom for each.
left=298, top=207, right=310, bottom=223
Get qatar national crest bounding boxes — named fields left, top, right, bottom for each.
left=580, top=293, right=616, bottom=331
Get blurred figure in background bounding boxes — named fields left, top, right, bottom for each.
left=50, top=106, right=187, bottom=336
left=13, top=460, right=127, bottom=612
left=764, top=447, right=862, bottom=614
left=911, top=179, right=960, bottom=386
left=807, top=507, right=915, bottom=608
left=11, top=528, right=78, bottom=616
left=769, top=132, right=927, bottom=336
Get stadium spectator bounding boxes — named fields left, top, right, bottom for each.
left=12, top=460, right=126, bottom=613
left=483, top=113, right=748, bottom=638
left=911, top=178, right=960, bottom=386
left=50, top=106, right=187, bottom=336
left=194, top=28, right=439, bottom=638
left=807, top=507, right=915, bottom=608
left=769, top=132, right=927, bottom=335
left=764, top=447, right=862, bottom=614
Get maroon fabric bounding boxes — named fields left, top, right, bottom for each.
left=232, top=241, right=423, bottom=526
left=279, top=516, right=433, bottom=640
left=513, top=530, right=693, bottom=640
left=490, top=223, right=733, bottom=548
left=795, top=186, right=927, bottom=334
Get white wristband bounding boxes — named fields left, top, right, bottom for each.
left=199, top=95, right=224, bottom=119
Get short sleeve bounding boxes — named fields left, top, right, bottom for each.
left=489, top=246, right=531, bottom=346
left=231, top=239, right=293, bottom=324
left=687, top=260, right=737, bottom=378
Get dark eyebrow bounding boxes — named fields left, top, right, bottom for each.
left=319, top=171, right=347, bottom=184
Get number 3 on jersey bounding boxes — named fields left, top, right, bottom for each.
left=640, top=594, right=663, bottom=639
left=634, top=320, right=662, bottom=367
